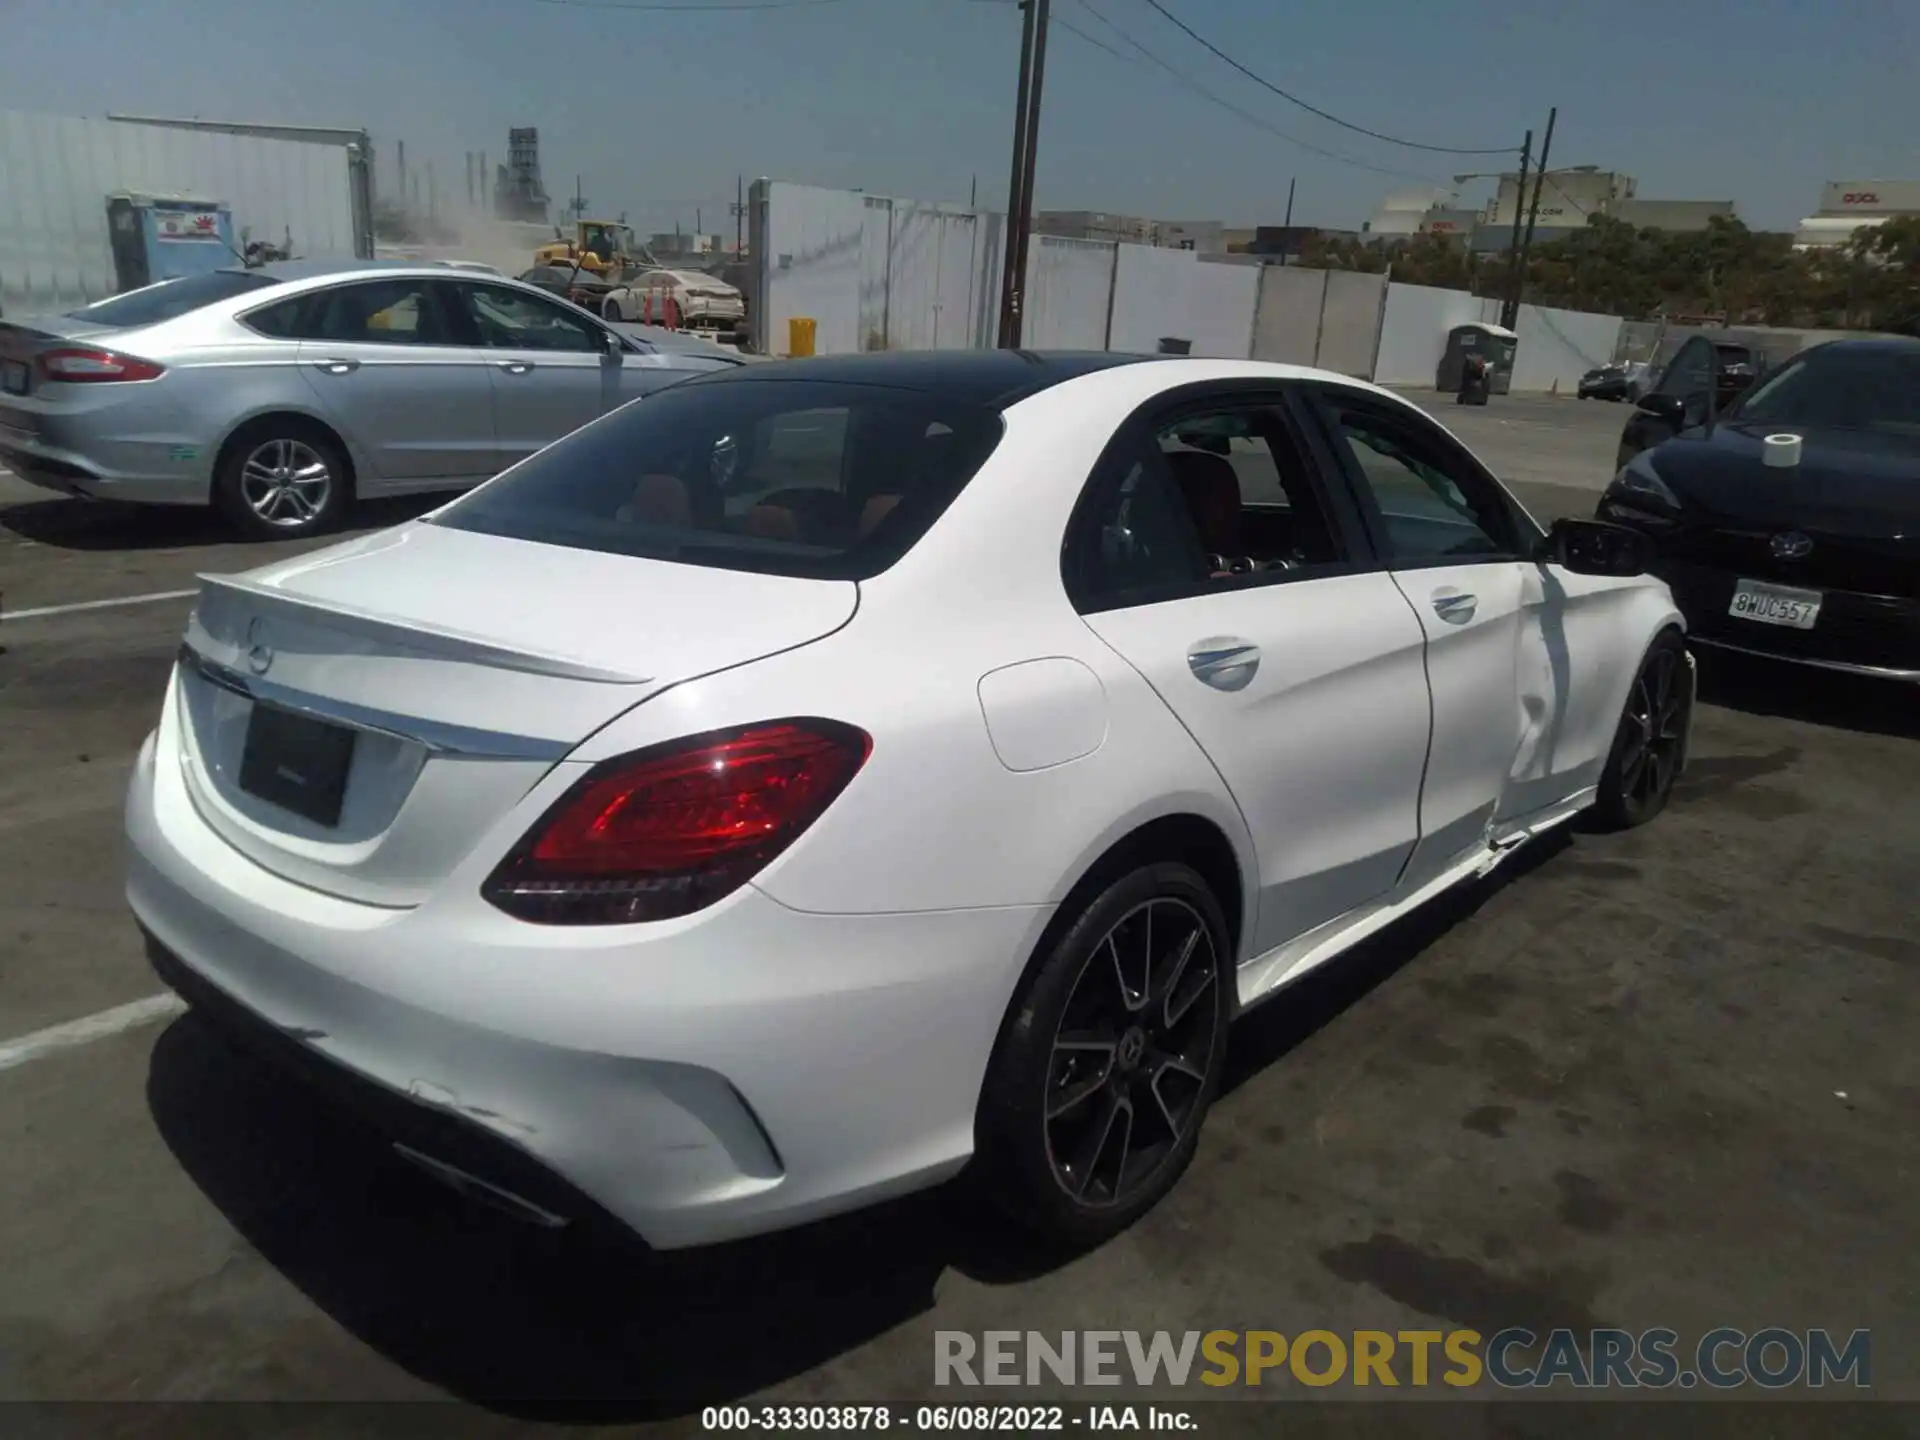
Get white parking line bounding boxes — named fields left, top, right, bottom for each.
left=0, top=993, right=187, bottom=1074
left=2, top=589, right=197, bottom=622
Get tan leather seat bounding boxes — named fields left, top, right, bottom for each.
left=618, top=473, right=692, bottom=527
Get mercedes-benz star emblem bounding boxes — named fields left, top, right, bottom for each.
left=245, top=617, right=274, bottom=676
left=1770, top=532, right=1814, bottom=561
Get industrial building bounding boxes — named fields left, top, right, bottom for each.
left=1034, top=210, right=1230, bottom=253
left=1364, top=168, right=1738, bottom=253
left=1793, top=180, right=1920, bottom=249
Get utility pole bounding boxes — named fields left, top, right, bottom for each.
left=970, top=174, right=978, bottom=209
left=396, top=140, right=407, bottom=207
left=1511, top=107, right=1556, bottom=323
left=1498, top=128, right=1533, bottom=329
left=1007, top=0, right=1053, bottom=347
left=427, top=161, right=436, bottom=223
left=1283, top=176, right=1295, bottom=227
left=732, top=175, right=746, bottom=256
left=996, top=0, right=1041, bottom=347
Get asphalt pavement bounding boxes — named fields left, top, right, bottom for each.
left=1, top=389, right=1914, bottom=1434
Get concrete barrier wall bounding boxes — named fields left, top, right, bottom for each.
left=1108, top=244, right=1258, bottom=357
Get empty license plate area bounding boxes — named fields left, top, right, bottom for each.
left=238, top=701, right=357, bottom=827
left=1729, top=580, right=1822, bottom=630
left=1, top=360, right=27, bottom=395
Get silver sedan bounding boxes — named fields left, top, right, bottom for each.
left=0, top=259, right=744, bottom=539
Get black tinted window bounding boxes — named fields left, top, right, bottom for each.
left=428, top=377, right=1004, bottom=580
left=1658, top=339, right=1714, bottom=398
left=64, top=270, right=277, bottom=328
left=457, top=283, right=601, bottom=353
left=242, top=297, right=306, bottom=339
left=1733, top=347, right=1920, bottom=432
left=1319, top=396, right=1522, bottom=562
left=300, top=279, right=458, bottom=345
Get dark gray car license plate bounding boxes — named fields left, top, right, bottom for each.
left=238, top=702, right=356, bottom=827
left=1, top=360, right=27, bottom=395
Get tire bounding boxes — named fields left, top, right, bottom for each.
left=975, top=862, right=1234, bottom=1248
left=1590, top=630, right=1692, bottom=831
left=602, top=299, right=623, bottom=321
left=213, top=420, right=352, bottom=541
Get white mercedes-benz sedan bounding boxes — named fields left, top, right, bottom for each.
left=126, top=351, right=1695, bottom=1250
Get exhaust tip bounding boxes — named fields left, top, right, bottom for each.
left=392, top=1143, right=571, bottom=1229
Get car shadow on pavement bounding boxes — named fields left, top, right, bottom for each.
left=0, top=493, right=452, bottom=552
left=145, top=1015, right=1064, bottom=1423
left=144, top=834, right=1572, bottom=1423
left=1693, top=648, right=1919, bottom=741
left=1221, top=829, right=1570, bottom=1097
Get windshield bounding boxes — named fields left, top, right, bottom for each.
left=1732, top=347, right=1920, bottom=432
left=64, top=270, right=277, bottom=329
left=428, top=376, right=1004, bottom=579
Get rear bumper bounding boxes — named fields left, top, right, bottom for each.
left=1655, top=558, right=1920, bottom=680
left=124, top=725, right=1052, bottom=1249
left=0, top=428, right=210, bottom=504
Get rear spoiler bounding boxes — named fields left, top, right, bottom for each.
left=193, top=572, right=654, bottom=685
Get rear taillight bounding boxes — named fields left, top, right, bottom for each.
left=37, top=347, right=166, bottom=383
left=483, top=719, right=871, bottom=925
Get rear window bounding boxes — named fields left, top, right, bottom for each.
left=64, top=270, right=278, bottom=329
left=428, top=377, right=1005, bottom=579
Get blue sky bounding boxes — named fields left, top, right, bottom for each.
left=4, top=0, right=1915, bottom=237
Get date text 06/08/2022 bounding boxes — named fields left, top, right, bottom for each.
left=701, top=1404, right=1194, bottom=1432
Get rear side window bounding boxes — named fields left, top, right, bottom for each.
left=63, top=271, right=278, bottom=329
left=428, top=377, right=1005, bottom=580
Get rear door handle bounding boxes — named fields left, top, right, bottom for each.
left=1187, top=637, right=1260, bottom=691
left=1432, top=590, right=1478, bottom=625
left=497, top=361, right=534, bottom=376
left=309, top=359, right=359, bottom=375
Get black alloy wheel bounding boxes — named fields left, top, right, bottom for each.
left=977, top=863, right=1233, bottom=1247
left=1593, top=631, right=1691, bottom=830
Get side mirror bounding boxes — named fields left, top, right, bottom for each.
left=1540, top=517, right=1652, bottom=578
left=600, top=325, right=626, bottom=358
left=1635, top=392, right=1686, bottom=427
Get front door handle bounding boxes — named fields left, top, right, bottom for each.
left=310, top=359, right=359, bottom=375
left=497, top=360, right=534, bottom=376
left=1432, top=589, right=1478, bottom=625
left=1187, top=637, right=1261, bottom=691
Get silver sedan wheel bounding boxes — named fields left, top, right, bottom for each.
left=239, top=438, right=332, bottom=527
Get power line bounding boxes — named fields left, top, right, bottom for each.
left=1133, top=0, right=1514, bottom=156
left=1062, top=0, right=1450, bottom=183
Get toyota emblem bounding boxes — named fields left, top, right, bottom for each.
left=245, top=617, right=274, bottom=675
left=1770, top=532, right=1814, bottom=561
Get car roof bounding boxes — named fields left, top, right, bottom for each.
left=698, top=350, right=1155, bottom=408
left=1797, top=336, right=1920, bottom=358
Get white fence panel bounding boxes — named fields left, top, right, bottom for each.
left=1250, top=265, right=1325, bottom=365
left=0, top=109, right=359, bottom=318
left=1372, top=281, right=1495, bottom=387
left=1023, top=235, right=1114, bottom=349
left=1510, top=303, right=1624, bottom=392
left=755, top=181, right=866, bottom=354
left=1318, top=270, right=1390, bottom=378
left=1108, top=244, right=1257, bottom=357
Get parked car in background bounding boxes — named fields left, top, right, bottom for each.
left=1616, top=337, right=1762, bottom=467
left=129, top=351, right=1691, bottom=1252
left=1597, top=338, right=1920, bottom=681
left=1578, top=362, right=1635, bottom=401
left=0, top=260, right=743, bottom=539
left=597, top=266, right=746, bottom=335
left=515, top=265, right=615, bottom=308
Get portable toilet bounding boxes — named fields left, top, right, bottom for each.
left=105, top=193, right=237, bottom=293
left=1436, top=321, right=1518, bottom=395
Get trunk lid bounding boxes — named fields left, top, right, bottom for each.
left=173, top=521, right=859, bottom=906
